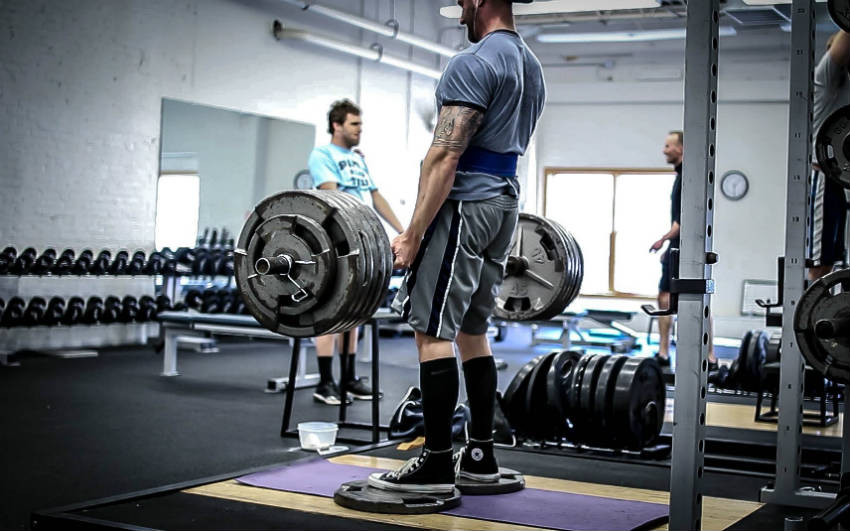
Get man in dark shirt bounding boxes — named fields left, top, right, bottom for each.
left=368, top=0, right=545, bottom=495
left=650, top=131, right=716, bottom=369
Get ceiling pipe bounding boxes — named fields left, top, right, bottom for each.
left=279, top=0, right=458, bottom=58
left=273, top=21, right=442, bottom=80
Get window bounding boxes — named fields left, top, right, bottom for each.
left=544, top=168, right=675, bottom=298
left=155, top=174, right=200, bottom=250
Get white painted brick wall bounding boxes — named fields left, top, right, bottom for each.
left=0, top=0, right=444, bottom=251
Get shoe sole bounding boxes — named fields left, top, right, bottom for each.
left=312, top=393, right=351, bottom=405
left=347, top=392, right=383, bottom=400
left=367, top=472, right=455, bottom=494
left=457, top=470, right=500, bottom=483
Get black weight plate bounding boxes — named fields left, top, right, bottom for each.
left=319, top=191, right=374, bottom=334
left=815, top=103, right=850, bottom=189
left=577, top=354, right=611, bottom=445
left=741, top=329, right=761, bottom=391
left=546, top=350, right=583, bottom=438
left=829, top=0, right=850, bottom=35
left=592, top=355, right=628, bottom=447
left=548, top=220, right=580, bottom=315
left=503, top=353, right=547, bottom=434
left=747, top=330, right=769, bottom=389
left=794, top=268, right=850, bottom=384
left=766, top=334, right=781, bottom=364
left=565, top=354, right=595, bottom=439
left=523, top=351, right=560, bottom=439
left=334, top=480, right=461, bottom=514
left=612, top=357, right=666, bottom=449
left=456, top=468, right=525, bottom=495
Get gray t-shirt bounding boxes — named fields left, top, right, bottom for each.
left=813, top=51, right=850, bottom=158
left=435, top=30, right=546, bottom=200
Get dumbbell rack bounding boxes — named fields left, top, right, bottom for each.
left=0, top=274, right=156, bottom=363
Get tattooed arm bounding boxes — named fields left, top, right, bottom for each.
left=391, top=105, right=483, bottom=267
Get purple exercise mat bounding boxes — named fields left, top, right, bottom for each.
left=238, top=459, right=669, bottom=531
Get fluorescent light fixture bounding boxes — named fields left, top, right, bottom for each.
left=537, top=25, right=737, bottom=43
left=441, top=0, right=660, bottom=18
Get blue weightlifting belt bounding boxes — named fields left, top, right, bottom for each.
left=457, top=146, right=518, bottom=177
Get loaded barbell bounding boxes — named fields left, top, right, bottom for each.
left=234, top=190, right=583, bottom=338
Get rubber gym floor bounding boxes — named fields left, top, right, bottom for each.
left=2, top=325, right=842, bottom=530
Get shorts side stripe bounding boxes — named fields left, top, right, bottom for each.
left=435, top=202, right=464, bottom=338
left=426, top=202, right=463, bottom=337
left=812, top=171, right=826, bottom=264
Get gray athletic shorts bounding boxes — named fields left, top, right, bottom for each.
left=391, top=195, right=518, bottom=341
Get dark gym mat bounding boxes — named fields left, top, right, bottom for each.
left=238, top=458, right=669, bottom=531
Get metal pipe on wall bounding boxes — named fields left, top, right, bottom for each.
left=273, top=21, right=442, bottom=80
left=279, top=0, right=458, bottom=58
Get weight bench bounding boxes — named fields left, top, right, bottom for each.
left=528, top=310, right=640, bottom=353
left=755, top=362, right=842, bottom=427
left=157, top=311, right=320, bottom=392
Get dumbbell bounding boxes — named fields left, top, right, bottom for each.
left=118, top=296, right=139, bottom=323
left=71, top=249, right=94, bottom=275
left=218, top=252, right=234, bottom=276
left=192, top=249, right=210, bottom=276
left=109, top=250, right=129, bottom=275
left=83, top=296, right=104, bottom=324
left=125, top=251, right=146, bottom=275
left=217, top=288, right=236, bottom=313
left=101, top=296, right=122, bottom=324
left=0, top=246, right=17, bottom=274
left=1, top=297, right=26, bottom=326
left=30, top=248, right=57, bottom=275
left=184, top=289, right=203, bottom=310
left=22, top=297, right=47, bottom=326
left=10, top=247, right=37, bottom=275
left=41, top=297, right=67, bottom=326
left=196, top=228, right=210, bottom=248
left=51, top=249, right=76, bottom=275
left=62, top=297, right=85, bottom=325
left=155, top=295, right=173, bottom=314
left=137, top=295, right=157, bottom=322
left=89, top=250, right=112, bottom=275
left=144, top=252, right=165, bottom=275
left=201, top=290, right=222, bottom=313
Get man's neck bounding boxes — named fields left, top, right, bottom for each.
left=331, top=137, right=351, bottom=150
left=477, top=12, right=516, bottom=40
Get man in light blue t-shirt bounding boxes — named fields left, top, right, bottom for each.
left=307, top=99, right=403, bottom=406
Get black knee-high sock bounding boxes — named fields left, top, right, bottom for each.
left=318, top=356, right=334, bottom=384
left=420, top=357, right=459, bottom=452
left=462, top=356, right=497, bottom=441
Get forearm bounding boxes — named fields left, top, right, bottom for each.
left=407, top=147, right=459, bottom=237
left=372, top=193, right=404, bottom=234
left=661, top=221, right=680, bottom=242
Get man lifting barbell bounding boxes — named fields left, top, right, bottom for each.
left=308, top=99, right=404, bottom=405
left=367, top=0, right=546, bottom=495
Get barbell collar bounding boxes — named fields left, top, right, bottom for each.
left=255, top=254, right=294, bottom=276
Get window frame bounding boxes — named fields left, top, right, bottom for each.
left=543, top=166, right=676, bottom=300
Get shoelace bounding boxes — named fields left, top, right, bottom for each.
left=387, top=453, right=427, bottom=479
left=452, top=447, right=465, bottom=476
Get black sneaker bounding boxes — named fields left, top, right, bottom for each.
left=654, top=353, right=671, bottom=367
left=454, top=439, right=499, bottom=483
left=708, top=359, right=719, bottom=372
left=367, top=448, right=455, bottom=494
left=343, top=377, right=383, bottom=400
left=313, top=381, right=352, bottom=405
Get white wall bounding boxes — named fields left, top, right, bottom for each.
left=0, top=0, right=446, bottom=250
left=533, top=50, right=791, bottom=330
